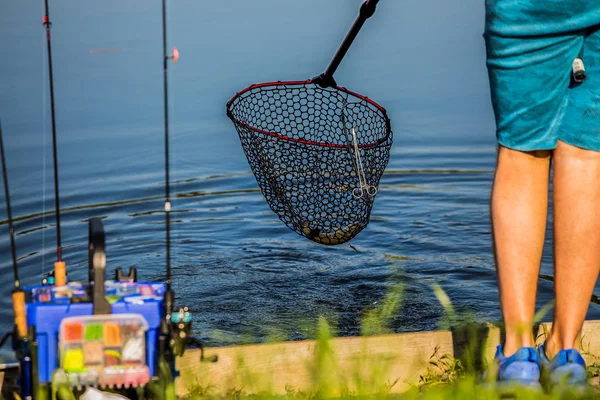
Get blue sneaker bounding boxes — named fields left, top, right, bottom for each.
left=488, top=345, right=542, bottom=390
left=539, top=344, right=588, bottom=388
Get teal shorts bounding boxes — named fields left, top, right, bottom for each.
left=484, top=1, right=600, bottom=151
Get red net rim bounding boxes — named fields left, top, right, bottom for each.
left=226, top=80, right=392, bottom=149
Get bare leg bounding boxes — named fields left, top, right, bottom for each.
left=491, top=146, right=552, bottom=356
left=544, top=140, right=600, bottom=359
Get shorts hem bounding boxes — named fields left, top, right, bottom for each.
left=555, top=137, right=600, bottom=153
left=496, top=139, right=557, bottom=152
left=497, top=137, right=600, bottom=153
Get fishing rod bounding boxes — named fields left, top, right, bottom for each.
left=43, top=0, right=66, bottom=286
left=161, top=0, right=179, bottom=327
left=0, top=121, right=33, bottom=400
left=313, top=0, right=381, bottom=88
left=158, top=0, right=207, bottom=366
left=0, top=120, right=27, bottom=340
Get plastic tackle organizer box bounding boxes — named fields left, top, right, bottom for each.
left=59, top=314, right=150, bottom=388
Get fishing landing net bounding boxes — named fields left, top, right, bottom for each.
left=227, top=80, right=392, bottom=245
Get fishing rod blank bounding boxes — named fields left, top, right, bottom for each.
left=162, top=0, right=171, bottom=294
left=0, top=120, right=27, bottom=338
left=161, top=0, right=179, bottom=319
left=43, top=0, right=66, bottom=286
left=313, top=0, right=381, bottom=88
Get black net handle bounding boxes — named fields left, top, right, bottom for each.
left=313, top=0, right=381, bottom=88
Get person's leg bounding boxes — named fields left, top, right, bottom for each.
left=491, top=146, right=552, bottom=357
left=543, top=25, right=600, bottom=359
left=543, top=140, right=600, bottom=359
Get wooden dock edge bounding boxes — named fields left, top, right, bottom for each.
left=175, top=320, right=600, bottom=396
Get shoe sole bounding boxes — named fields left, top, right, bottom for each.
left=480, top=380, right=542, bottom=395
left=548, top=363, right=588, bottom=386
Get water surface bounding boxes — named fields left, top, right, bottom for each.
left=0, top=0, right=598, bottom=360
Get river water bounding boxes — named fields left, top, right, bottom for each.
left=0, top=0, right=598, bottom=360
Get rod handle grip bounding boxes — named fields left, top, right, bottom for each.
left=12, top=290, right=27, bottom=337
left=54, top=261, right=66, bottom=286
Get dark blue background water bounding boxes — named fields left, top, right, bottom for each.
left=1, top=0, right=598, bottom=361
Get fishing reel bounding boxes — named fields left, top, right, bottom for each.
left=169, top=307, right=191, bottom=357
left=41, top=270, right=59, bottom=286
left=168, top=306, right=218, bottom=363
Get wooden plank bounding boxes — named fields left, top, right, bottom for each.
left=176, top=324, right=501, bottom=396
left=176, top=321, right=600, bottom=397
left=176, top=330, right=449, bottom=396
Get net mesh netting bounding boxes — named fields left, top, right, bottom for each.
left=227, top=81, right=392, bottom=245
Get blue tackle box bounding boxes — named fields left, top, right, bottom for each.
left=25, top=280, right=166, bottom=384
